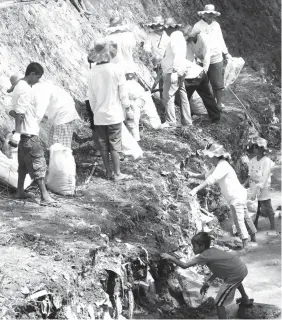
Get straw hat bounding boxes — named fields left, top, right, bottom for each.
left=105, top=16, right=130, bottom=34
left=88, top=39, right=118, bottom=64
left=248, top=137, right=268, bottom=150
left=7, top=73, right=23, bottom=93
left=202, top=143, right=231, bottom=160
left=163, top=17, right=182, bottom=29
left=198, top=4, right=221, bottom=17
left=146, top=16, right=164, bottom=27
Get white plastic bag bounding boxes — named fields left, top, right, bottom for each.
left=190, top=91, right=207, bottom=115
left=0, top=151, right=32, bottom=189
left=121, top=123, right=143, bottom=160
left=224, top=57, right=245, bottom=88
left=3, top=133, right=19, bottom=162
left=142, top=92, right=162, bottom=129
left=46, top=143, right=76, bottom=195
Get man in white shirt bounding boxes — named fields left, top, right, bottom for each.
left=161, top=18, right=191, bottom=127
left=32, top=82, right=80, bottom=149
left=192, top=4, right=232, bottom=110
left=9, top=63, right=56, bottom=206
left=87, top=38, right=131, bottom=181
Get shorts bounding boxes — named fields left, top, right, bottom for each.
left=49, top=120, right=76, bottom=149
left=215, top=279, right=243, bottom=307
left=207, top=61, right=224, bottom=90
left=94, top=123, right=122, bottom=152
left=18, top=135, right=46, bottom=180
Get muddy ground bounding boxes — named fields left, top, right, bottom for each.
left=0, top=65, right=280, bottom=319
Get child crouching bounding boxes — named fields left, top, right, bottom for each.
left=161, top=232, right=254, bottom=319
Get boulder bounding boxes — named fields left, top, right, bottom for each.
left=238, top=302, right=281, bottom=319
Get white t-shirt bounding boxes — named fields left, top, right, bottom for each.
left=105, top=31, right=137, bottom=73
left=87, top=63, right=129, bottom=125
left=248, top=156, right=275, bottom=201
left=192, top=20, right=228, bottom=64
left=178, top=59, right=203, bottom=79
left=12, top=80, right=41, bottom=136
left=33, top=83, right=80, bottom=126
left=143, top=31, right=170, bottom=58
left=161, top=31, right=187, bottom=75
left=205, top=160, right=247, bottom=205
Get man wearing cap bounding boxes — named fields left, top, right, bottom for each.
left=105, top=15, right=137, bottom=74
left=192, top=4, right=232, bottom=110
left=161, top=17, right=191, bottom=127
left=87, top=38, right=132, bottom=181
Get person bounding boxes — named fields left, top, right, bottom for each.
left=32, top=82, right=80, bottom=149
left=192, top=4, right=232, bottom=110
left=243, top=137, right=276, bottom=231
left=187, top=143, right=257, bottom=248
left=178, top=58, right=221, bottom=123
left=105, top=15, right=137, bottom=74
left=9, top=63, right=57, bottom=206
left=87, top=38, right=132, bottom=181
left=161, top=232, right=254, bottom=319
left=161, top=17, right=191, bottom=127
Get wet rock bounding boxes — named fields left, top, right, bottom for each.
left=238, top=302, right=281, bottom=319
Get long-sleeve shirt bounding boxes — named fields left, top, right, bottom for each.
left=187, top=32, right=211, bottom=73
left=248, top=156, right=275, bottom=201
left=143, top=31, right=170, bottom=58
left=192, top=20, right=228, bottom=64
left=11, top=80, right=40, bottom=136
left=87, top=63, right=129, bottom=125
left=205, top=160, right=247, bottom=205
left=161, top=30, right=187, bottom=75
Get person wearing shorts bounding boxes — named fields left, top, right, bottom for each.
left=9, top=63, right=57, bottom=206
left=191, top=4, right=232, bottom=110
left=87, top=38, right=132, bottom=181
left=161, top=232, right=254, bottom=319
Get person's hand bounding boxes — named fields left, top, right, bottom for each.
left=224, top=53, right=232, bottom=61
left=161, top=253, right=173, bottom=260
left=200, top=282, right=210, bottom=295
left=171, top=72, right=178, bottom=84
left=189, top=188, right=198, bottom=197
left=126, top=108, right=134, bottom=120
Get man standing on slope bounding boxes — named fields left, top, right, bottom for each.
left=161, top=18, right=191, bottom=128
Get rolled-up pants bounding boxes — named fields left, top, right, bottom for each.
left=163, top=73, right=192, bottom=125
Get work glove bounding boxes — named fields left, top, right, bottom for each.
left=9, top=132, right=21, bottom=148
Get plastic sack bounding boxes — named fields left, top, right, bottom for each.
left=3, top=133, right=18, bottom=162
left=141, top=92, right=162, bottom=130
left=176, top=268, right=206, bottom=308
left=190, top=91, right=207, bottom=115
left=224, top=57, right=245, bottom=88
left=0, top=151, right=32, bottom=189
left=121, top=123, right=143, bottom=160
left=46, top=143, right=76, bottom=195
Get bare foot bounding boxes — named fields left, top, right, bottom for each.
left=14, top=192, right=35, bottom=200
left=113, top=173, right=133, bottom=182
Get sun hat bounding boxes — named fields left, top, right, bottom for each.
left=202, top=143, right=231, bottom=160
left=105, top=16, right=130, bottom=34
left=7, top=73, right=23, bottom=93
left=146, top=16, right=164, bottom=27
left=163, top=17, right=182, bottom=29
left=88, top=39, right=118, bottom=64
left=198, top=4, right=221, bottom=17
left=248, top=137, right=268, bottom=150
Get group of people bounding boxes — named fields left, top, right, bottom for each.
left=5, top=4, right=278, bottom=318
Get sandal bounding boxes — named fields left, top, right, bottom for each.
left=113, top=173, right=133, bottom=182
left=40, top=200, right=60, bottom=208
left=236, top=298, right=254, bottom=307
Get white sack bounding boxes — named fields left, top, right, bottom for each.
left=190, top=91, right=207, bottom=115
left=121, top=124, right=143, bottom=160
left=46, top=143, right=76, bottom=195
left=142, top=92, right=162, bottom=129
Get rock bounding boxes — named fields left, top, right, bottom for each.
left=238, top=302, right=281, bottom=319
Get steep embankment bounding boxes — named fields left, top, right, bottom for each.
left=0, top=0, right=280, bottom=319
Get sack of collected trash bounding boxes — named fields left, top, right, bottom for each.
left=3, top=132, right=19, bottom=162
left=141, top=91, right=162, bottom=129
left=176, top=268, right=206, bottom=308
left=0, top=150, right=32, bottom=189
left=46, top=143, right=76, bottom=196
left=190, top=91, right=207, bottom=115
left=121, top=123, right=143, bottom=160
left=224, top=57, right=245, bottom=88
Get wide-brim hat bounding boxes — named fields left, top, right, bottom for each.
left=146, top=16, right=164, bottom=27
left=163, top=17, right=182, bottom=29
left=248, top=137, right=268, bottom=150
left=7, top=73, right=23, bottom=93
left=88, top=39, right=118, bottom=64
left=105, top=16, right=130, bottom=34
left=198, top=4, right=221, bottom=17
left=202, top=143, right=231, bottom=160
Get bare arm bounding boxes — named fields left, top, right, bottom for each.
left=161, top=253, right=197, bottom=269
left=188, top=171, right=206, bottom=180
left=242, top=177, right=250, bottom=187
left=15, top=113, right=23, bottom=133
